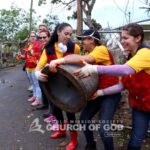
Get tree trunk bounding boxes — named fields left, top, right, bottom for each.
left=29, top=0, right=33, bottom=32
left=76, top=0, right=83, bottom=35
left=82, top=0, right=96, bottom=29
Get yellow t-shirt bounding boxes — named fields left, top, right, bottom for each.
left=37, top=42, right=80, bottom=69
left=126, top=48, right=150, bottom=74
left=88, top=45, right=113, bottom=65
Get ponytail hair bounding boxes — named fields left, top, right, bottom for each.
left=48, top=22, right=72, bottom=45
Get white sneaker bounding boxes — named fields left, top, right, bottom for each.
left=27, top=85, right=33, bottom=92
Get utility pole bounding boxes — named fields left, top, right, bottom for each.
left=29, top=0, right=33, bottom=32
left=128, top=12, right=131, bottom=23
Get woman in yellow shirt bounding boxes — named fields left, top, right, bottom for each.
left=49, top=29, right=121, bottom=150
left=35, top=23, right=80, bottom=150
left=75, top=23, right=150, bottom=150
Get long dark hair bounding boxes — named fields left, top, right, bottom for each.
left=48, top=22, right=72, bottom=46
left=122, top=23, right=144, bottom=44
left=123, top=23, right=146, bottom=60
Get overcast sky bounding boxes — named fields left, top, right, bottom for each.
left=0, top=0, right=149, bottom=29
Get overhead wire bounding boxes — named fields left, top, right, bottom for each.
left=124, top=0, right=130, bottom=23
left=137, top=0, right=149, bottom=5
left=112, top=0, right=131, bottom=25
left=131, top=0, right=135, bottom=22
left=111, top=0, right=146, bottom=25
left=134, top=0, right=149, bottom=22
left=112, top=0, right=127, bottom=14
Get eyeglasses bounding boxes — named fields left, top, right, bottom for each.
left=39, top=36, right=47, bottom=39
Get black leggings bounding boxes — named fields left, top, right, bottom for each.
left=53, top=104, right=76, bottom=124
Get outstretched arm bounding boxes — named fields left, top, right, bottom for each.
left=74, top=63, right=136, bottom=79
left=49, top=54, right=95, bottom=73
left=97, top=64, right=135, bottom=76
left=91, top=83, right=124, bottom=100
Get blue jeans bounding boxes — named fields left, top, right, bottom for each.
left=128, top=108, right=150, bottom=148
left=80, top=93, right=121, bottom=150
left=27, top=71, right=42, bottom=101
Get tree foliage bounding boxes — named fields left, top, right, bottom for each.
left=42, top=14, right=59, bottom=31
left=0, top=4, right=41, bottom=52
left=0, top=5, right=32, bottom=42
left=0, top=3, right=60, bottom=52
left=140, top=0, right=150, bottom=16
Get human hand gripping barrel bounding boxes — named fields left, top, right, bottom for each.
left=49, top=59, right=98, bottom=79
left=73, top=61, right=98, bottom=79
left=35, top=70, right=48, bottom=82
left=49, top=58, right=65, bottom=73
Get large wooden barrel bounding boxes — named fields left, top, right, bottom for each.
left=41, top=64, right=99, bottom=113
